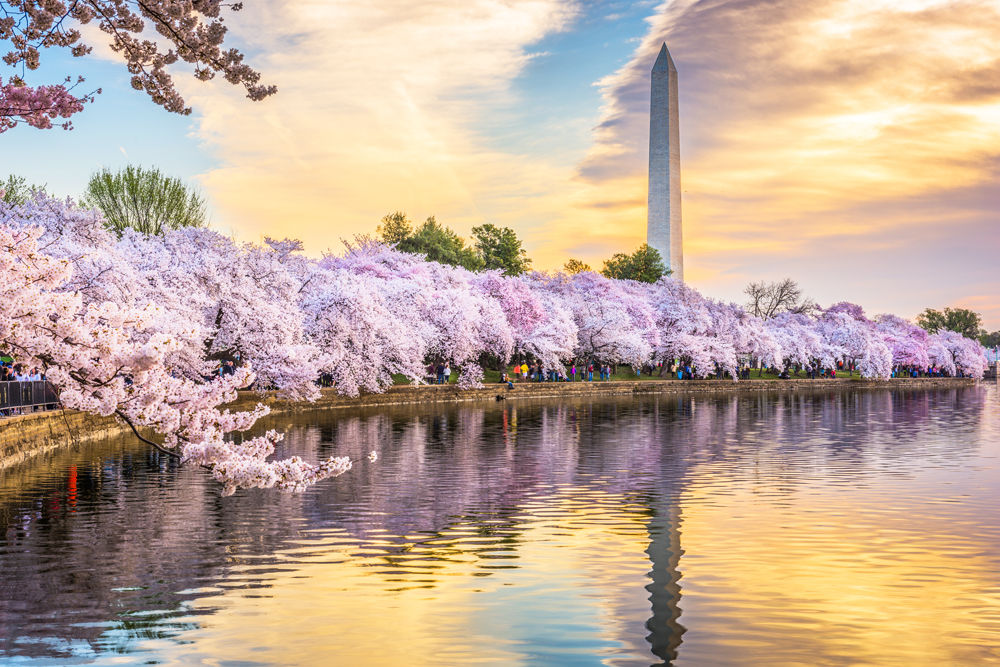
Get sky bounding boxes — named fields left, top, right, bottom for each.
left=3, top=0, right=999, bottom=329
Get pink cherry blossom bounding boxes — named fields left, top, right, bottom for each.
left=2, top=194, right=989, bottom=495
left=2, top=2, right=273, bottom=130
left=0, top=77, right=92, bottom=132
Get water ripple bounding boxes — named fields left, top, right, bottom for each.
left=0, top=386, right=998, bottom=665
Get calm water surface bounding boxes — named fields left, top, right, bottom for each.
left=1, top=386, right=999, bottom=665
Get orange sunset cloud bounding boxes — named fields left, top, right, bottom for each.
left=170, top=0, right=999, bottom=326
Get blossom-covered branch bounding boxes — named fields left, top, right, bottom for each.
left=0, top=0, right=274, bottom=131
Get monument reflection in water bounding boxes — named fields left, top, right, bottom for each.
left=1, top=387, right=998, bottom=665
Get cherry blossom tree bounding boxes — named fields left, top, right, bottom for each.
left=474, top=271, right=576, bottom=369
left=0, top=215, right=365, bottom=497
left=874, top=314, right=930, bottom=370
left=17, top=194, right=320, bottom=398
left=0, top=76, right=93, bottom=131
left=328, top=241, right=512, bottom=388
left=857, top=339, right=893, bottom=380
left=646, top=277, right=723, bottom=376
left=926, top=334, right=957, bottom=376
left=705, top=299, right=781, bottom=377
left=766, top=312, right=831, bottom=370
left=123, top=229, right=319, bottom=397
left=931, top=330, right=988, bottom=378
left=816, top=303, right=892, bottom=379
left=419, top=264, right=512, bottom=379
left=297, top=262, right=426, bottom=396
left=536, top=272, right=652, bottom=368
left=950, top=334, right=988, bottom=378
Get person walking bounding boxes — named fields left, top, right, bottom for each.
left=444, top=364, right=452, bottom=384
left=588, top=363, right=594, bottom=382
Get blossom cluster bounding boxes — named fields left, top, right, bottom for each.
left=0, top=195, right=988, bottom=493
left=0, top=77, right=92, bottom=132
left=1, top=1, right=273, bottom=132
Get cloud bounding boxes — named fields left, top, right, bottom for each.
left=173, top=0, right=580, bottom=254
left=577, top=0, right=1000, bottom=325
left=147, top=0, right=999, bottom=328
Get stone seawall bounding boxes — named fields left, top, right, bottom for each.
left=0, top=410, right=122, bottom=469
left=0, top=377, right=978, bottom=470
left=230, top=377, right=978, bottom=416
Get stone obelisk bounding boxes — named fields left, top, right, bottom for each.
left=647, top=42, right=683, bottom=280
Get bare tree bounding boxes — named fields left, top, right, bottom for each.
left=744, top=278, right=817, bottom=319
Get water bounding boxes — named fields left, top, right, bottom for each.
left=1, top=386, right=999, bottom=665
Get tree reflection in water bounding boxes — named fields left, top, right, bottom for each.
left=0, top=386, right=990, bottom=664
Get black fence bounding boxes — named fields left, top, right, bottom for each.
left=0, top=381, right=59, bottom=417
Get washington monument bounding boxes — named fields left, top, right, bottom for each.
left=647, top=42, right=683, bottom=280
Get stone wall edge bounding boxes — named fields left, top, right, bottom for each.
left=0, top=378, right=978, bottom=471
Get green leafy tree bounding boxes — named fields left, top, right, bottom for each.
left=916, top=308, right=947, bottom=333
left=84, top=165, right=207, bottom=236
left=471, top=223, right=531, bottom=276
left=400, top=216, right=483, bottom=271
left=601, top=243, right=668, bottom=283
left=1, top=174, right=46, bottom=205
left=377, top=211, right=413, bottom=245
left=980, top=330, right=1000, bottom=348
left=916, top=307, right=983, bottom=340
left=563, top=258, right=592, bottom=274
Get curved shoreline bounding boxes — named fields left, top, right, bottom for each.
left=0, top=377, right=980, bottom=470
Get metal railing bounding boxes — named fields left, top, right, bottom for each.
left=0, top=381, right=59, bottom=417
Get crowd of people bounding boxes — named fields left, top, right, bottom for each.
left=500, top=361, right=616, bottom=384
left=492, top=356, right=984, bottom=388
left=0, top=361, right=45, bottom=382
left=0, top=361, right=55, bottom=417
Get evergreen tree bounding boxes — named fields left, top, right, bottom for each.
left=377, top=211, right=412, bottom=245
left=563, top=258, right=592, bottom=274
left=601, top=243, right=668, bottom=283
left=402, top=216, right=483, bottom=271
left=472, top=223, right=531, bottom=275
left=981, top=330, right=1000, bottom=348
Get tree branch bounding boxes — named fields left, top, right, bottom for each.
left=115, top=408, right=181, bottom=459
